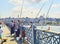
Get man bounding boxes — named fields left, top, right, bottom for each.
left=10, top=20, right=15, bottom=37
left=22, top=37, right=28, bottom=44
left=21, top=24, right=25, bottom=42
left=15, top=20, right=21, bottom=41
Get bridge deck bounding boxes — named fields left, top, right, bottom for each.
left=1, top=24, right=17, bottom=44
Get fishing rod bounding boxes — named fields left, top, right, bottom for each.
left=46, top=0, right=53, bottom=18
left=36, top=2, right=46, bottom=18
left=20, top=0, right=24, bottom=18
left=45, top=0, right=53, bottom=25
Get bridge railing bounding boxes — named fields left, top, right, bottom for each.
left=25, top=26, right=35, bottom=44
left=5, top=22, right=60, bottom=44
left=36, top=30, right=60, bottom=44
left=24, top=26, right=60, bottom=44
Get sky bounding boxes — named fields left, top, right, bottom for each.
left=0, top=0, right=60, bottom=18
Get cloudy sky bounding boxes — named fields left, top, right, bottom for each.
left=0, top=0, right=60, bottom=18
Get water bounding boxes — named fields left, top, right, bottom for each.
left=36, top=26, right=60, bottom=34
left=23, top=25, right=60, bottom=34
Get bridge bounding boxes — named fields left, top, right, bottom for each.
left=25, top=26, right=60, bottom=44
left=0, top=19, right=60, bottom=44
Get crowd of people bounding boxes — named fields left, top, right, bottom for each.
left=6, top=20, right=28, bottom=43
left=0, top=19, right=37, bottom=44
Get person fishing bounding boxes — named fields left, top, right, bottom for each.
left=15, top=20, right=21, bottom=41
left=0, top=26, right=3, bottom=40
left=10, top=20, right=15, bottom=37
left=22, top=37, right=28, bottom=44
left=21, top=23, right=25, bottom=42
left=0, top=25, right=3, bottom=44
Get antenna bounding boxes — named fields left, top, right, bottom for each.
left=36, top=2, right=46, bottom=18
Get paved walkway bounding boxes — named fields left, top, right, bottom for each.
left=1, top=23, right=28, bottom=44
left=2, top=24, right=17, bottom=44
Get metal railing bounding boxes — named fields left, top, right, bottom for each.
left=5, top=21, right=60, bottom=44
left=24, top=26, right=60, bottom=44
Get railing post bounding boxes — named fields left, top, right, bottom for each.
left=59, top=34, right=60, bottom=44
left=37, top=31, right=40, bottom=44
left=32, top=25, right=36, bottom=44
left=33, top=29, right=36, bottom=44
left=32, top=26, right=34, bottom=44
